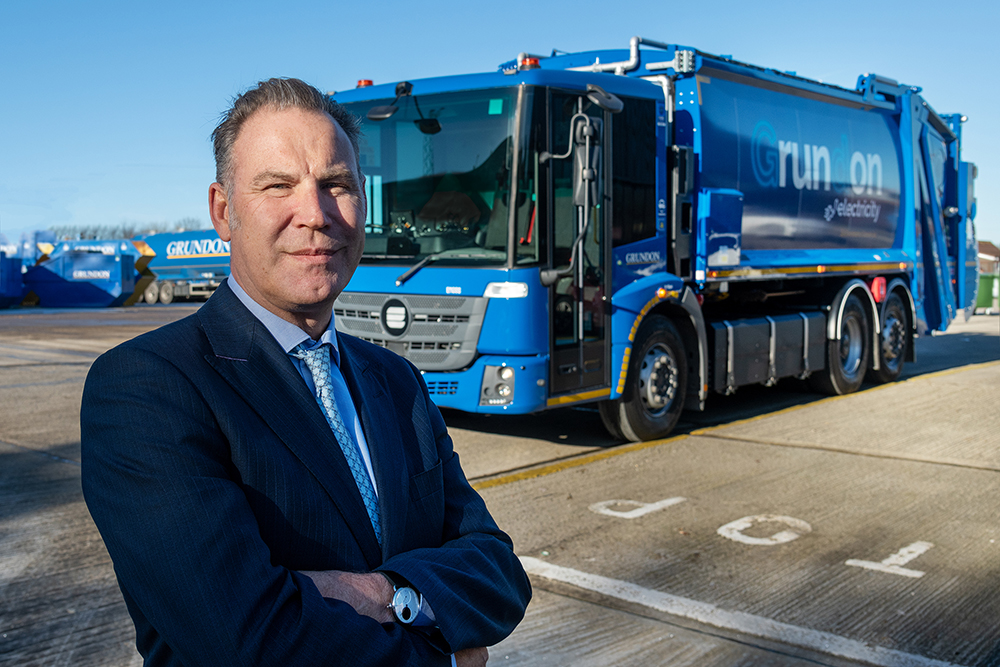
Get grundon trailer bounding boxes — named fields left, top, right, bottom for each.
left=21, top=240, right=147, bottom=308
left=329, top=37, right=978, bottom=441
left=137, top=230, right=231, bottom=304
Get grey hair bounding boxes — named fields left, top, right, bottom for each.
left=211, top=77, right=364, bottom=190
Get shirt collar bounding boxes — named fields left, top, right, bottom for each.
left=227, top=277, right=340, bottom=364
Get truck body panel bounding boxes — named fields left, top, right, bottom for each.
left=0, top=253, right=23, bottom=308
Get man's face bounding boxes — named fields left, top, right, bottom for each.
left=210, top=106, right=366, bottom=329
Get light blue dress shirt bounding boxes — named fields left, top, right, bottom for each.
left=227, top=278, right=445, bottom=653
left=227, top=278, right=377, bottom=495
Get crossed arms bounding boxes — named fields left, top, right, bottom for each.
left=81, top=333, right=530, bottom=666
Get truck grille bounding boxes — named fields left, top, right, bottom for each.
left=425, top=380, right=460, bottom=396
left=334, top=292, right=487, bottom=372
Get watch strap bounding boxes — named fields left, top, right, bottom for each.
left=378, top=571, right=435, bottom=626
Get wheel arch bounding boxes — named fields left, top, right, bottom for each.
left=827, top=278, right=881, bottom=372
left=611, top=283, right=706, bottom=411
left=885, top=277, right=917, bottom=363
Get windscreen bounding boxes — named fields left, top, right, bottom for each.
left=343, top=89, right=524, bottom=267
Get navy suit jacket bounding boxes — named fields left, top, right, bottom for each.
left=81, top=282, right=530, bottom=666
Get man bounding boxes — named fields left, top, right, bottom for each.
left=81, top=78, right=530, bottom=666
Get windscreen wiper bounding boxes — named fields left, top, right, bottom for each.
left=394, top=251, right=498, bottom=286
left=395, top=253, right=440, bottom=286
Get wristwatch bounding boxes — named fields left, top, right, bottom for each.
left=379, top=572, right=421, bottom=625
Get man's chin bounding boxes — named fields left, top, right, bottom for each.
left=284, top=283, right=345, bottom=311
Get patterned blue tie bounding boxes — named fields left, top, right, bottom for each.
left=292, top=343, right=382, bottom=545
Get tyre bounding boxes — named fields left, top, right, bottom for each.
left=143, top=281, right=159, bottom=305
left=867, top=292, right=908, bottom=384
left=597, top=400, right=625, bottom=441
left=809, top=293, right=870, bottom=395
left=159, top=282, right=175, bottom=305
left=600, top=315, right=687, bottom=442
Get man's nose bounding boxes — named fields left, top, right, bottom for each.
left=296, top=182, right=330, bottom=229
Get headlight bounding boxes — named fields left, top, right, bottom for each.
left=483, top=282, right=528, bottom=298
left=480, top=365, right=515, bottom=406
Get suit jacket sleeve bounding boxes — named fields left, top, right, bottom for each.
left=372, top=355, right=531, bottom=653
left=82, top=342, right=455, bottom=667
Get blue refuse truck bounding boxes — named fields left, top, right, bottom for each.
left=137, top=230, right=230, bottom=304
left=329, top=37, right=978, bottom=441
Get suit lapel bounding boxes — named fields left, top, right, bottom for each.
left=198, top=283, right=383, bottom=566
left=338, top=335, right=409, bottom=560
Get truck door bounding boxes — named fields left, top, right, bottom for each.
left=918, top=125, right=959, bottom=330
left=548, top=92, right=608, bottom=396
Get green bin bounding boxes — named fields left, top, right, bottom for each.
left=977, top=274, right=999, bottom=312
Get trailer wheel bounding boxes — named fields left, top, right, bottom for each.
left=143, top=281, right=159, bottom=305
left=602, top=315, right=687, bottom=442
left=159, top=282, right=175, bottom=305
left=810, top=293, right=870, bottom=395
left=867, top=292, right=907, bottom=384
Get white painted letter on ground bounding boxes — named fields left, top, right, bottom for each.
left=846, top=541, right=933, bottom=578
left=717, top=514, right=812, bottom=545
left=589, top=497, right=686, bottom=519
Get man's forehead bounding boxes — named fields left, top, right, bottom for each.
left=239, top=106, right=342, bottom=143
left=232, top=106, right=356, bottom=172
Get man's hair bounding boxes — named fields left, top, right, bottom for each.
left=211, top=77, right=364, bottom=189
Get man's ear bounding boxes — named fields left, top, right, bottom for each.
left=209, top=182, right=232, bottom=242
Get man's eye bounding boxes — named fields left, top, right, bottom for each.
left=324, top=182, right=355, bottom=193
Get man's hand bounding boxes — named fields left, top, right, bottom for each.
left=299, top=570, right=394, bottom=623
left=454, top=647, right=488, bottom=667
left=302, top=571, right=489, bottom=665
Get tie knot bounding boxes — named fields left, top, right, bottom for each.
left=292, top=342, right=329, bottom=361
left=292, top=343, right=335, bottom=393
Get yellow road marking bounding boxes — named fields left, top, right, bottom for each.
left=473, top=360, right=1000, bottom=491
left=473, top=434, right=689, bottom=491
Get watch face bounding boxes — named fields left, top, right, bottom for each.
left=392, top=587, right=420, bottom=624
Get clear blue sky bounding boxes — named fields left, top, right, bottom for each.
left=2, top=0, right=996, bottom=245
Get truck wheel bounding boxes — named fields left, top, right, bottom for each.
left=867, top=292, right=907, bottom=384
left=143, top=281, right=159, bottom=305
left=810, top=293, right=870, bottom=395
left=597, top=401, right=625, bottom=441
left=159, top=282, right=174, bottom=305
left=602, top=315, right=687, bottom=442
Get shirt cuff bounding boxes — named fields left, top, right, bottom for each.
left=414, top=592, right=437, bottom=627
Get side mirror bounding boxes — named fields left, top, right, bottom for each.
left=366, top=81, right=414, bottom=122
left=415, top=118, right=441, bottom=135
left=586, top=84, right=623, bottom=113
left=539, top=268, right=562, bottom=287
left=367, top=105, right=397, bottom=121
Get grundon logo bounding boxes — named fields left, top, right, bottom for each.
left=165, top=238, right=231, bottom=258
left=750, top=120, right=884, bottom=196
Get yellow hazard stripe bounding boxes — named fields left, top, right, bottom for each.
left=546, top=387, right=611, bottom=407
left=617, top=287, right=681, bottom=394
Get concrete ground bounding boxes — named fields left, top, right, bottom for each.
left=0, top=306, right=996, bottom=666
